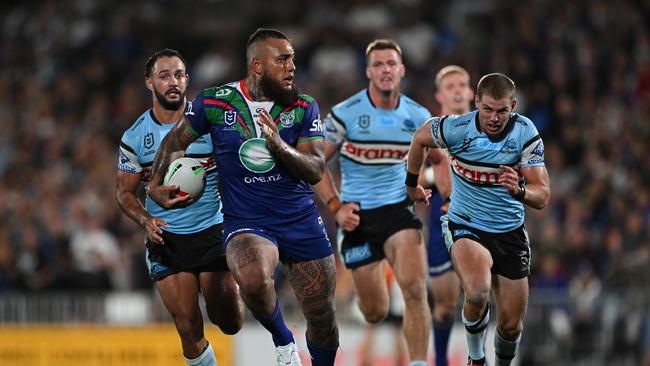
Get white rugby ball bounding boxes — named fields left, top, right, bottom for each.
left=163, top=157, right=206, bottom=200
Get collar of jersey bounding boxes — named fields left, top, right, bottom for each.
left=474, top=112, right=518, bottom=142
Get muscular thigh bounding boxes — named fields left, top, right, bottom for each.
left=384, top=228, right=427, bottom=284
left=282, top=255, right=337, bottom=310
left=226, top=233, right=279, bottom=278
left=156, top=272, right=201, bottom=318
left=350, top=260, right=389, bottom=305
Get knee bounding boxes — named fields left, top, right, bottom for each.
left=498, top=321, right=524, bottom=340
left=236, top=267, right=273, bottom=296
left=464, top=284, right=490, bottom=309
left=359, top=302, right=388, bottom=324
left=399, top=278, right=427, bottom=304
left=219, top=319, right=243, bottom=335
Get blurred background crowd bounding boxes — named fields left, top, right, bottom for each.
left=0, top=0, right=649, bottom=364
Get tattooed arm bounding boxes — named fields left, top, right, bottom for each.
left=256, top=108, right=326, bottom=184
left=147, top=119, right=199, bottom=208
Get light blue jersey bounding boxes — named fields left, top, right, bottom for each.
left=429, top=110, right=545, bottom=233
left=118, top=106, right=223, bottom=234
left=324, top=89, right=431, bottom=209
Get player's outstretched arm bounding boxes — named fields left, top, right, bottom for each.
left=257, top=109, right=326, bottom=184
left=500, top=165, right=550, bottom=210
left=147, top=119, right=198, bottom=209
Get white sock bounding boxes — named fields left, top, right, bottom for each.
left=409, top=361, right=428, bottom=366
left=185, top=342, right=217, bottom=366
left=495, top=331, right=521, bottom=366
left=462, top=305, right=490, bottom=361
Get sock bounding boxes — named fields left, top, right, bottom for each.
left=433, top=317, right=453, bottom=366
left=494, top=330, right=521, bottom=366
left=462, top=303, right=490, bottom=361
left=306, top=338, right=338, bottom=366
left=184, top=342, right=216, bottom=366
left=409, top=361, right=428, bottom=366
left=255, top=298, right=294, bottom=347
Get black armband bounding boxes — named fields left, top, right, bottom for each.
left=514, top=185, right=526, bottom=201
left=405, top=171, right=419, bottom=188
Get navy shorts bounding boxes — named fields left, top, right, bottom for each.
left=427, top=194, right=453, bottom=277
left=146, top=223, right=229, bottom=281
left=224, top=206, right=332, bottom=263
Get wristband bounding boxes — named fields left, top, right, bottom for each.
left=405, top=171, right=419, bottom=188
left=327, top=196, right=343, bottom=215
left=514, top=185, right=526, bottom=201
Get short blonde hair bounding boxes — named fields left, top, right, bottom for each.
left=435, top=65, right=470, bottom=88
left=365, top=39, right=402, bottom=62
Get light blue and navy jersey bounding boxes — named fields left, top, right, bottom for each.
left=429, top=110, right=545, bottom=233
left=117, top=105, right=223, bottom=234
left=324, top=89, right=431, bottom=209
left=184, top=80, right=325, bottom=221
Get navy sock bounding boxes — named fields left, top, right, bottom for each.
left=306, top=338, right=338, bottom=366
left=255, top=298, right=294, bottom=347
left=433, top=318, right=453, bottom=366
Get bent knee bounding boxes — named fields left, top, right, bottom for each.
left=219, top=319, right=243, bottom=335
left=464, top=286, right=490, bottom=308
left=498, top=322, right=524, bottom=340
left=399, top=280, right=427, bottom=303
left=236, top=272, right=273, bottom=296
left=360, top=304, right=388, bottom=324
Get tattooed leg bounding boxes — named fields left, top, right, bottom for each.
left=283, top=254, right=339, bottom=348
left=226, top=233, right=279, bottom=316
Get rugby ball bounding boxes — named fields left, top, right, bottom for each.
left=163, top=157, right=206, bottom=200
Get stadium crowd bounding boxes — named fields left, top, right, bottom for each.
left=0, top=0, right=649, bottom=363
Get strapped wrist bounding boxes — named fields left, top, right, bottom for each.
left=514, top=185, right=526, bottom=201
left=405, top=171, right=419, bottom=188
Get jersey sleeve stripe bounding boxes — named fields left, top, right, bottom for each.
left=440, top=115, right=450, bottom=148
left=119, top=141, right=136, bottom=154
left=522, top=135, right=541, bottom=149
left=330, top=110, right=346, bottom=129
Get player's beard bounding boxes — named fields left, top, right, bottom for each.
left=154, top=87, right=186, bottom=111
left=260, top=73, right=300, bottom=107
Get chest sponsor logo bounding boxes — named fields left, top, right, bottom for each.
left=239, top=138, right=276, bottom=173
left=341, top=141, right=409, bottom=164
left=224, top=110, right=237, bottom=126
left=358, top=114, right=370, bottom=129
left=450, top=156, right=501, bottom=185
left=279, top=111, right=295, bottom=128
left=144, top=132, right=154, bottom=149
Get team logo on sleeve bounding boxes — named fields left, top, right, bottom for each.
left=144, top=132, right=154, bottom=149
left=239, top=138, right=276, bottom=173
left=531, top=141, right=544, bottom=157
left=279, top=111, right=295, bottom=127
